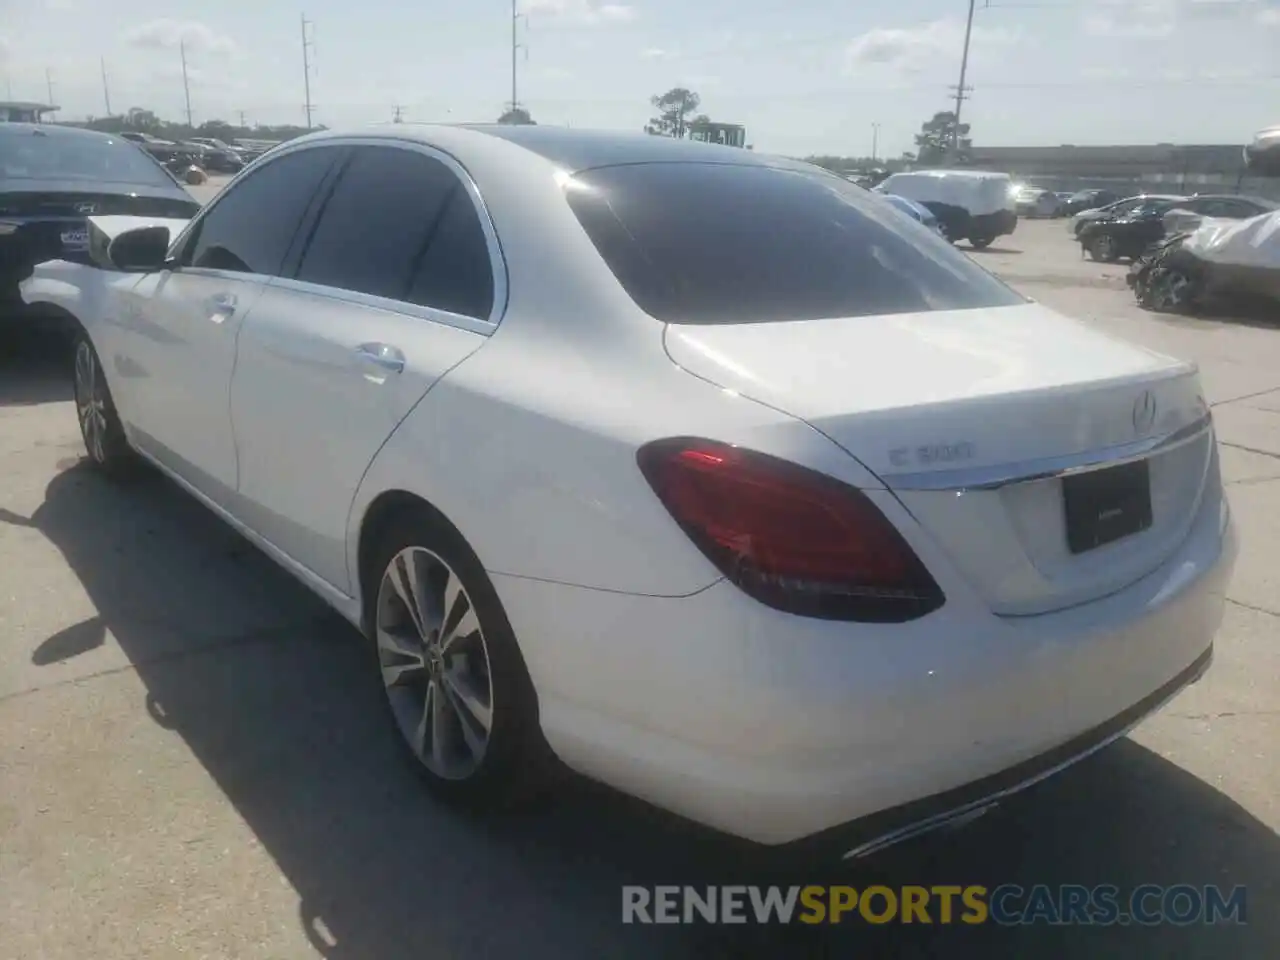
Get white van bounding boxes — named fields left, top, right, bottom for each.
left=876, top=170, right=1018, bottom=249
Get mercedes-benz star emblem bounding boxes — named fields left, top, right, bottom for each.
left=74, top=202, right=96, bottom=214
left=1133, top=390, right=1157, bottom=434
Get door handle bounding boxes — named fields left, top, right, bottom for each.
left=207, top=292, right=237, bottom=322
left=355, top=342, right=406, bottom=375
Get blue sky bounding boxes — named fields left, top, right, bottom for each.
left=1, top=0, right=1278, bottom=156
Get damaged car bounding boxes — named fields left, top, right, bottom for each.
left=1129, top=209, right=1280, bottom=314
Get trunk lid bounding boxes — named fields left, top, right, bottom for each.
left=0, top=186, right=197, bottom=264
left=663, top=302, right=1213, bottom=616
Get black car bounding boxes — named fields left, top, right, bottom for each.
left=1, top=124, right=201, bottom=311
left=1077, top=198, right=1182, bottom=262
left=1059, top=188, right=1120, bottom=217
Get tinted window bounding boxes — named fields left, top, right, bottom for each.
left=0, top=127, right=175, bottom=187
left=295, top=146, right=456, bottom=302
left=184, top=147, right=337, bottom=275
left=406, top=187, right=495, bottom=318
left=565, top=162, right=1023, bottom=325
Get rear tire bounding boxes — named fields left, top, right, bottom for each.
left=969, top=236, right=993, bottom=250
left=365, top=508, right=551, bottom=809
left=72, top=334, right=140, bottom=477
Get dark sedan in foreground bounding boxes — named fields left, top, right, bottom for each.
left=0, top=123, right=200, bottom=311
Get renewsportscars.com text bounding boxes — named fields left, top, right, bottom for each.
left=621, top=884, right=1248, bottom=926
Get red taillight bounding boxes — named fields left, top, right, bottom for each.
left=637, top=438, right=944, bottom=622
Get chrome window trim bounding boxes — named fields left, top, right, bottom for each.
left=264, top=275, right=498, bottom=338
left=881, top=413, right=1214, bottom=492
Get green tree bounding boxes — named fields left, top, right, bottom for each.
left=645, top=87, right=700, bottom=138
left=914, top=111, right=970, bottom=165
left=497, top=106, right=536, bottom=125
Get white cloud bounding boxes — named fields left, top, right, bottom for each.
left=1259, top=5, right=1280, bottom=23
left=520, top=0, right=636, bottom=23
left=535, top=65, right=575, bottom=79
left=640, top=46, right=669, bottom=59
left=846, top=19, right=1017, bottom=72
left=121, top=19, right=239, bottom=58
left=1083, top=0, right=1178, bottom=37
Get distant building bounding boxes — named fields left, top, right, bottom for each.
left=689, top=121, right=747, bottom=148
left=0, top=101, right=59, bottom=123
left=963, top=142, right=1278, bottom=198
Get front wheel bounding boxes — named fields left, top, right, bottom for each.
left=72, top=334, right=139, bottom=476
left=367, top=510, right=550, bottom=807
left=969, top=236, right=994, bottom=250
left=1087, top=234, right=1120, bottom=262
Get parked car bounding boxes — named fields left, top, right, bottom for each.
left=118, top=130, right=182, bottom=163
left=1244, top=125, right=1280, bottom=177
left=1077, top=197, right=1185, bottom=262
left=876, top=169, right=1017, bottom=248
left=1067, top=194, right=1185, bottom=238
left=22, top=125, right=1233, bottom=856
left=1161, top=194, right=1276, bottom=236
left=187, top=137, right=248, bottom=173
left=1060, top=189, right=1121, bottom=218
left=1014, top=187, right=1060, bottom=219
left=0, top=123, right=200, bottom=314
left=879, top=192, right=946, bottom=236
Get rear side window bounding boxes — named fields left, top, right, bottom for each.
left=183, top=147, right=337, bottom=275
left=564, top=163, right=1023, bottom=325
left=406, top=188, right=495, bottom=319
left=295, top=145, right=493, bottom=317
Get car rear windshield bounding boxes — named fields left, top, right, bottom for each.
left=564, top=162, right=1024, bottom=325
left=0, top=128, right=175, bottom=187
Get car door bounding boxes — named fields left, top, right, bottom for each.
left=229, top=142, right=503, bottom=591
left=115, top=145, right=342, bottom=505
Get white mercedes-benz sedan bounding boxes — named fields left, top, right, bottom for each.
left=23, top=125, right=1236, bottom=857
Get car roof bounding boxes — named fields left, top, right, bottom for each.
left=300, top=123, right=804, bottom=176
left=887, top=168, right=1011, bottom=182
left=0, top=122, right=130, bottom=144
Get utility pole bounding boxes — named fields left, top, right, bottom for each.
left=101, top=58, right=112, bottom=117
left=180, top=40, right=193, bottom=126
left=301, top=14, right=316, bottom=129
left=871, top=122, right=881, bottom=163
left=239, top=109, right=248, bottom=128
left=950, top=0, right=977, bottom=161
left=45, top=68, right=55, bottom=108
left=393, top=105, right=405, bottom=123
left=509, top=0, right=521, bottom=115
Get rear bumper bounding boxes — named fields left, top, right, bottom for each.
left=973, top=209, right=1017, bottom=238
left=495, top=480, right=1235, bottom=848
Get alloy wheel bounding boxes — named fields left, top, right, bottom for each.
left=376, top=546, right=495, bottom=780
left=74, top=341, right=109, bottom=463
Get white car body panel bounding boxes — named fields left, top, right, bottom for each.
left=20, top=126, right=1236, bottom=850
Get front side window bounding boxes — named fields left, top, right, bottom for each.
left=182, top=146, right=339, bottom=275
left=564, top=162, right=1024, bottom=325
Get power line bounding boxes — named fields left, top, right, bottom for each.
left=301, top=13, right=316, bottom=128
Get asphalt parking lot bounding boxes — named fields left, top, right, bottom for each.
left=1, top=211, right=1277, bottom=959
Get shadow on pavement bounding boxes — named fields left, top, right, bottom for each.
left=0, top=325, right=73, bottom=406
left=6, top=461, right=1278, bottom=959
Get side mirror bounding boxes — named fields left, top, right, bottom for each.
left=107, top=226, right=171, bottom=272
